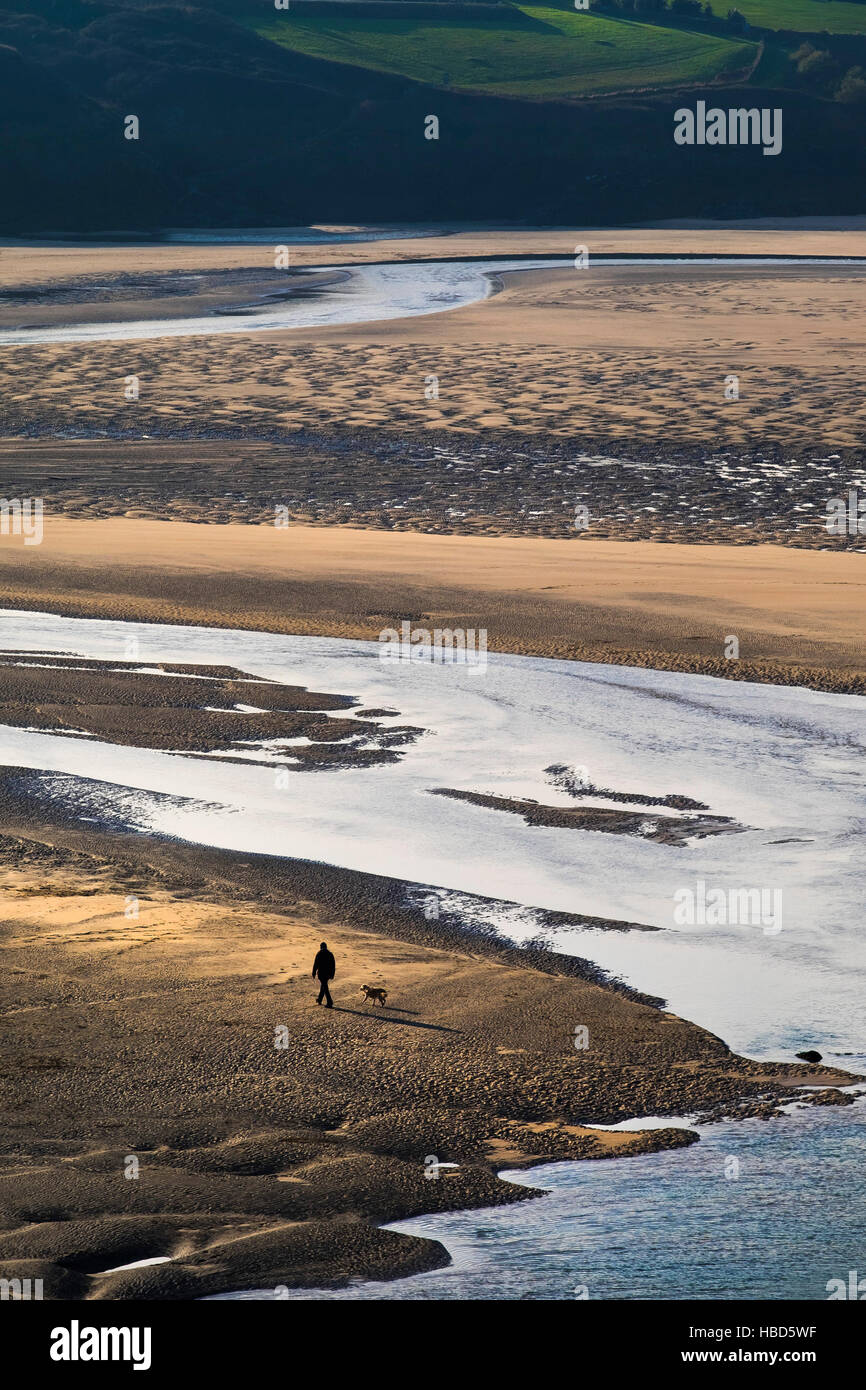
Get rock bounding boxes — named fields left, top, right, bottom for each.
left=795, top=1050, right=823, bottom=1064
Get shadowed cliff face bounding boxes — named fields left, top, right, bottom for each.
left=1, top=0, right=865, bottom=233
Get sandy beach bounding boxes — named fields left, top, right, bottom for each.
left=0, top=763, right=853, bottom=1300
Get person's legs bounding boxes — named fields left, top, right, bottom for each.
left=322, top=979, right=333, bottom=1008
left=316, top=978, right=326, bottom=1005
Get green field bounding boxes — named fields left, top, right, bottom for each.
left=253, top=8, right=757, bottom=98
left=534, top=0, right=866, bottom=31
left=734, top=0, right=866, bottom=35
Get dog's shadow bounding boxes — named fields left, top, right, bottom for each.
left=333, top=1006, right=462, bottom=1034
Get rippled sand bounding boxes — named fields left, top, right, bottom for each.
left=1, top=233, right=865, bottom=446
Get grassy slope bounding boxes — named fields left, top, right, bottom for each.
left=536, top=0, right=866, bottom=33
left=735, top=0, right=866, bottom=35
left=252, top=9, right=757, bottom=96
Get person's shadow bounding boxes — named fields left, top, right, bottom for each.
left=331, top=1006, right=461, bottom=1034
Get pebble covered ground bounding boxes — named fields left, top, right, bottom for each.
left=0, top=432, right=863, bottom=548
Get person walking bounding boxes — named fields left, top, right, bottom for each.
left=312, top=941, right=336, bottom=1008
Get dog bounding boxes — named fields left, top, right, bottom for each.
left=360, top=984, right=388, bottom=1008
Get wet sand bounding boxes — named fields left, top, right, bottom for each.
left=0, top=267, right=346, bottom=331
left=0, top=434, right=860, bottom=549
left=1, top=518, right=863, bottom=693
left=0, top=653, right=421, bottom=770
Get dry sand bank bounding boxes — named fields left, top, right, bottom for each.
left=0, top=767, right=853, bottom=1300
left=3, top=223, right=866, bottom=284
left=1, top=518, right=863, bottom=693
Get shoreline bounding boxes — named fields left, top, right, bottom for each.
left=0, top=763, right=858, bottom=1300
left=2, top=519, right=864, bottom=696
left=3, top=253, right=865, bottom=340
left=0, top=267, right=351, bottom=334
left=261, top=1092, right=866, bottom=1303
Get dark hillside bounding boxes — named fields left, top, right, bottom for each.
left=0, top=1, right=863, bottom=232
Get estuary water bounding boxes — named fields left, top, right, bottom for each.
left=0, top=256, right=858, bottom=346
left=0, top=608, right=863, bottom=1064
left=209, top=1096, right=866, bottom=1301
left=3, top=607, right=863, bottom=1302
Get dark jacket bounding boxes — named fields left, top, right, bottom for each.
left=312, top=949, right=336, bottom=981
